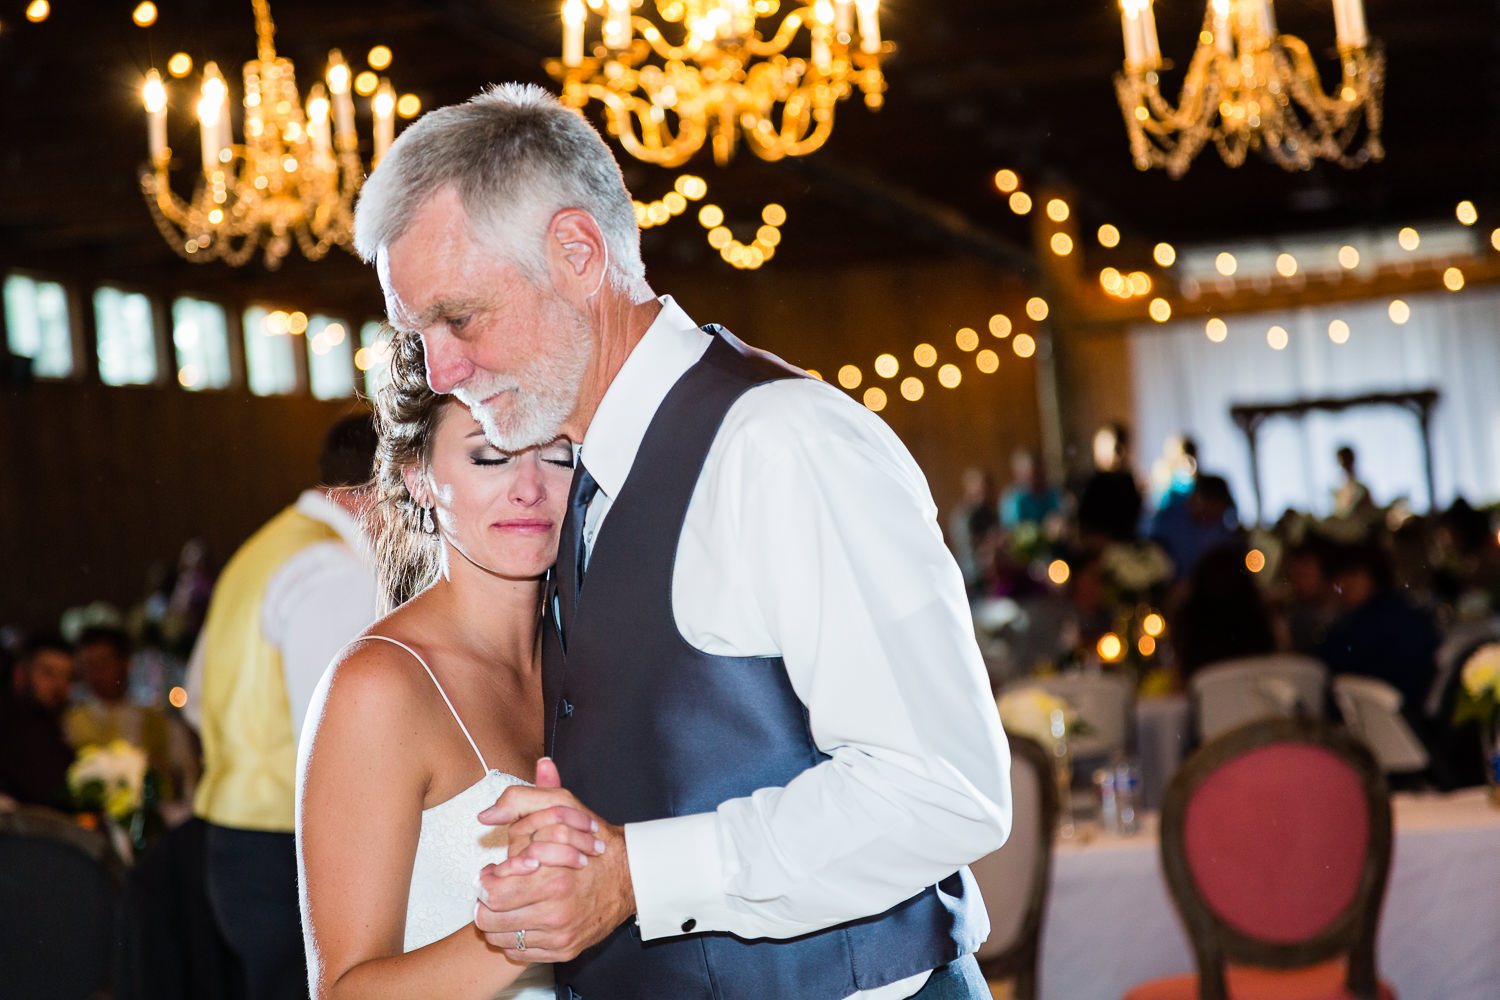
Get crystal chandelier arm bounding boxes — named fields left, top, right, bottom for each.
left=586, top=84, right=705, bottom=166
left=740, top=9, right=809, bottom=58
left=635, top=18, right=704, bottom=62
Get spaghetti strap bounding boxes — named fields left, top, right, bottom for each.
left=360, top=635, right=490, bottom=774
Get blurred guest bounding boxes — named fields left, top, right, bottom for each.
left=1148, top=474, right=1240, bottom=582
left=999, top=447, right=1063, bottom=530
left=1317, top=542, right=1439, bottom=723
left=949, top=466, right=1000, bottom=595
left=63, top=626, right=191, bottom=800
left=1148, top=433, right=1198, bottom=509
left=1170, top=545, right=1280, bottom=683
left=1332, top=445, right=1375, bottom=519
left=165, top=538, right=215, bottom=654
left=185, top=413, right=379, bottom=1000
left=1279, top=538, right=1339, bottom=654
left=1077, top=421, right=1143, bottom=543
left=0, top=631, right=76, bottom=810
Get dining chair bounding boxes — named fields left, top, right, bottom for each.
left=0, top=804, right=124, bottom=1000
left=1007, top=670, right=1134, bottom=763
left=1122, top=718, right=1396, bottom=1000
left=1331, top=675, right=1430, bottom=775
left=971, top=733, right=1059, bottom=1000
left=1190, top=654, right=1328, bottom=744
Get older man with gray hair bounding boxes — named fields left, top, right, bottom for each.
left=353, top=82, right=1010, bottom=1000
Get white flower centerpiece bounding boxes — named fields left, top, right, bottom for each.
left=1456, top=643, right=1500, bottom=804
left=67, top=739, right=159, bottom=859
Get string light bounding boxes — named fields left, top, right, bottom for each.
left=132, top=2, right=157, bottom=27
left=368, top=45, right=393, bottom=70
left=1397, top=227, right=1420, bottom=251
left=1338, top=245, right=1360, bottom=269
left=900, top=377, right=924, bottom=401
left=168, top=52, right=194, bottom=77
left=1205, top=317, right=1228, bottom=342
left=1097, top=224, right=1120, bottom=248
left=1215, top=252, right=1238, bottom=276
left=1153, top=242, right=1175, bottom=267
left=955, top=327, right=979, bottom=351
left=1050, top=232, right=1073, bottom=256
left=874, top=353, right=899, bottom=378
left=975, top=349, right=1000, bottom=373
left=937, top=364, right=962, bottom=388
left=1388, top=299, right=1410, bottom=324
left=1275, top=253, right=1298, bottom=277
left=1328, top=319, right=1350, bottom=344
left=1456, top=201, right=1478, bottom=226
left=1443, top=267, right=1465, bottom=292
left=1047, top=559, right=1070, bottom=585
left=1245, top=549, right=1267, bottom=573
left=1008, top=191, right=1032, bottom=215
left=913, top=344, right=937, bottom=367
left=837, top=364, right=862, bottom=389
left=1267, top=325, right=1289, bottom=350
left=1012, top=333, right=1036, bottom=358
left=994, top=169, right=1020, bottom=193
left=1025, top=297, right=1048, bottom=321
left=1046, top=198, right=1070, bottom=223
left=1148, top=298, right=1171, bottom=322
left=862, top=386, right=887, bottom=411
left=988, top=314, right=1011, bottom=338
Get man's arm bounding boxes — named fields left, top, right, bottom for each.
left=480, top=380, right=1010, bottom=954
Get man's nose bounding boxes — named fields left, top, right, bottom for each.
left=422, top=332, right=474, bottom=395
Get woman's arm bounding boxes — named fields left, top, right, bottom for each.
left=296, top=640, right=531, bottom=1000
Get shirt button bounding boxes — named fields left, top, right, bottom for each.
left=681, top=918, right=697, bottom=933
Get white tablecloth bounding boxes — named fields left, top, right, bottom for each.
left=1038, top=787, right=1500, bottom=1000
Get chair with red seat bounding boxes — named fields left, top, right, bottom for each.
left=1123, top=717, right=1396, bottom=1000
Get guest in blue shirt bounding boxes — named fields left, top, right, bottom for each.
left=999, top=448, right=1063, bottom=530
left=1148, top=474, right=1240, bottom=582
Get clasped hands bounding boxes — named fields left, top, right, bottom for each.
left=474, top=757, right=635, bottom=962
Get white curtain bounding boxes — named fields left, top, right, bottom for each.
left=1128, top=287, right=1500, bottom=522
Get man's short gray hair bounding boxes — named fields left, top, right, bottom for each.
left=354, top=83, right=648, bottom=298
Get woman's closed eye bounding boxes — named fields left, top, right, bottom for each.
left=469, top=449, right=510, bottom=467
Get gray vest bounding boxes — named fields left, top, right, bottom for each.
left=544, top=328, right=987, bottom=1000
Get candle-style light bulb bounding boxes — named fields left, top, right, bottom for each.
left=197, top=62, right=228, bottom=171
left=854, top=0, right=880, bottom=54
left=143, top=69, right=168, bottom=159
left=372, top=78, right=395, bottom=164
left=562, top=0, right=585, bottom=67
left=326, top=51, right=356, bottom=146
left=306, top=83, right=331, bottom=159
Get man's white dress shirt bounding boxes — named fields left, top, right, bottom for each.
left=185, top=490, right=379, bottom=743
left=580, top=297, right=1012, bottom=999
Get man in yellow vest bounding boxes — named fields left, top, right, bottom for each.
left=185, top=414, right=379, bottom=1000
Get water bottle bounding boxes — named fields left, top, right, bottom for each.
left=1114, top=758, right=1142, bottom=835
left=1093, top=767, right=1119, bottom=835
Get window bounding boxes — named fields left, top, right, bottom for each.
left=3, top=273, right=73, bottom=377
left=172, top=297, right=231, bottom=390
left=243, top=306, right=298, bottom=396
left=357, top=320, right=395, bottom=398
left=306, top=314, right=355, bottom=399
left=94, top=287, right=158, bottom=385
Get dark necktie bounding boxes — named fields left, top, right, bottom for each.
left=557, top=462, right=599, bottom=642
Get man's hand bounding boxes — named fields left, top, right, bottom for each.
left=474, top=759, right=636, bottom=962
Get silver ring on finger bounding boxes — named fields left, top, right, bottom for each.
left=515, top=928, right=527, bottom=952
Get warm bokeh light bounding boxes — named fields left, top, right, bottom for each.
left=168, top=52, right=193, bottom=77
left=1097, top=224, right=1120, bottom=248
left=1046, top=198, right=1069, bottom=223
left=805, top=369, right=823, bottom=381
left=975, top=349, right=1000, bottom=373
left=26, top=0, right=49, bottom=22
left=169, top=686, right=188, bottom=709
left=1012, top=333, right=1036, bottom=358
left=1245, top=549, right=1267, bottom=573
left=1267, top=325, right=1289, bottom=350
left=354, top=348, right=373, bottom=370
left=762, top=203, right=787, bottom=226
left=324, top=323, right=346, bottom=345
left=1389, top=299, right=1410, bottom=324
left=355, top=71, right=379, bottom=96
left=955, top=327, right=979, bottom=352
left=132, top=2, right=157, bottom=27
left=1153, top=242, right=1176, bottom=267
left=178, top=365, right=199, bottom=388
left=1025, top=296, right=1048, bottom=321
left=993, top=169, right=1019, bottom=193
left=1137, top=635, right=1157, bottom=657
left=1275, top=253, right=1298, bottom=277
left=676, top=175, right=707, bottom=200
left=1097, top=633, right=1124, bottom=663
left=913, top=343, right=937, bottom=368
left=396, top=93, right=421, bottom=118
left=662, top=192, right=687, bottom=215
left=1338, top=244, right=1360, bottom=269
left=1456, top=200, right=1478, bottom=226
left=1443, top=267, right=1465, bottom=292
left=862, top=386, right=887, bottom=411
left=937, top=363, right=962, bottom=388
left=368, top=45, right=392, bottom=70
left=264, top=310, right=290, bottom=335
left=1148, top=298, right=1171, bottom=322
left=143, top=73, right=167, bottom=113
left=698, top=204, right=724, bottom=228
left=900, top=376, right=924, bottom=401
left=1397, top=227, right=1420, bottom=251
left=1127, top=271, right=1151, bottom=296
left=1142, top=612, right=1165, bottom=637
left=988, top=313, right=1011, bottom=338
left=1050, top=232, right=1073, bottom=256
left=1493, top=229, right=1500, bottom=252
left=1047, top=559, right=1070, bottom=585
left=707, top=226, right=732, bottom=248
left=1100, top=267, right=1125, bottom=296
left=1215, top=252, right=1237, bottom=276
left=1008, top=191, right=1032, bottom=215
left=1205, top=317, right=1228, bottom=343
left=874, top=353, right=899, bottom=378
left=1328, top=319, right=1350, bottom=344
left=837, top=364, right=862, bottom=389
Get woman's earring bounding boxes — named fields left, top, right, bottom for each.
left=422, top=505, right=438, bottom=535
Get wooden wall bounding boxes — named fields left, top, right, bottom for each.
left=2, top=256, right=1047, bottom=631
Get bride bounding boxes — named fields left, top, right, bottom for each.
left=296, top=333, right=601, bottom=1000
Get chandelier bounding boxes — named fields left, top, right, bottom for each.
left=1114, top=0, right=1383, bottom=178
left=140, top=0, right=395, bottom=268
left=546, top=0, right=889, bottom=167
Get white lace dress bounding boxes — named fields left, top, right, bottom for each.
left=365, top=636, right=555, bottom=1000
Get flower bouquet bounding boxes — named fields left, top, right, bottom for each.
left=1454, top=643, right=1500, bottom=804
left=68, top=739, right=161, bottom=860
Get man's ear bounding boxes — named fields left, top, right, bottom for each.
left=547, top=209, right=607, bottom=294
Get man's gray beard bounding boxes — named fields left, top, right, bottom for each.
left=456, top=322, right=591, bottom=451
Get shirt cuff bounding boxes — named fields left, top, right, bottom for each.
left=623, top=811, right=727, bottom=941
